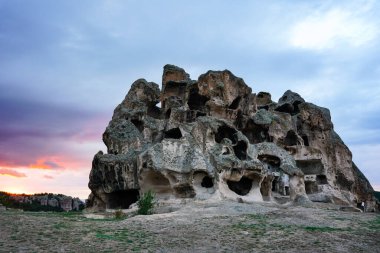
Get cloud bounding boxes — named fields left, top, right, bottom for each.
left=43, top=175, right=54, bottom=179
left=0, top=168, right=26, bottom=178
left=0, top=0, right=379, bottom=196
left=29, top=158, right=64, bottom=170
left=289, top=5, right=378, bottom=50
left=0, top=93, right=107, bottom=169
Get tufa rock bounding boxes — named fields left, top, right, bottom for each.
left=87, top=65, right=377, bottom=211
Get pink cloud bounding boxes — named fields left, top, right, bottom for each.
left=43, top=175, right=54, bottom=179
left=0, top=168, right=27, bottom=178
left=29, top=157, right=64, bottom=170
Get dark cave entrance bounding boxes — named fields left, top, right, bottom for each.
left=165, top=109, right=171, bottom=119
left=131, top=119, right=144, bottom=133
left=317, top=175, right=328, bottom=184
left=257, top=154, right=281, bottom=167
left=215, top=125, right=237, bottom=144
left=201, top=176, right=214, bottom=188
left=193, top=172, right=214, bottom=189
left=275, top=101, right=302, bottom=115
left=233, top=140, right=248, bottom=160
left=147, top=103, right=161, bottom=119
left=284, top=130, right=298, bottom=146
left=187, top=88, right=209, bottom=111
left=305, top=181, right=318, bottom=194
left=227, top=176, right=253, bottom=196
left=302, top=135, right=309, bottom=146
left=242, top=120, right=271, bottom=144
left=106, top=189, right=139, bottom=209
left=296, top=160, right=324, bottom=175
left=228, top=96, right=241, bottom=110
left=164, top=128, right=182, bottom=139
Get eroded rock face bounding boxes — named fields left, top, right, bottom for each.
left=87, top=64, right=376, bottom=211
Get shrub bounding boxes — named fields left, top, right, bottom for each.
left=137, top=190, right=155, bottom=215
left=114, top=209, right=126, bottom=219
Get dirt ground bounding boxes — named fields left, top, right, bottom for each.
left=0, top=200, right=379, bottom=253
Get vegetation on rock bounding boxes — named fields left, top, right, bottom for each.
left=137, top=190, right=155, bottom=215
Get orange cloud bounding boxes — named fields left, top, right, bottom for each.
left=0, top=168, right=27, bottom=178
left=29, top=157, right=64, bottom=170
left=28, top=155, right=89, bottom=171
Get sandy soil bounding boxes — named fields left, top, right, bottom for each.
left=0, top=200, right=379, bottom=253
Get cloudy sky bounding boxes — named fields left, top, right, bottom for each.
left=0, top=0, right=379, bottom=199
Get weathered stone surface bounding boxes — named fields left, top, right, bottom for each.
left=87, top=65, right=377, bottom=211
left=6, top=194, right=84, bottom=211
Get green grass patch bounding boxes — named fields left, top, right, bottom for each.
left=367, top=215, right=380, bottom=230
left=53, top=222, right=70, bottom=230
left=303, top=226, right=343, bottom=232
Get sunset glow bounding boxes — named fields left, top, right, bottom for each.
left=0, top=0, right=379, bottom=199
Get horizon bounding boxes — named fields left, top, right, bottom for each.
left=0, top=0, right=379, bottom=199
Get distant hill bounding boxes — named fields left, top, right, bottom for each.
left=0, top=191, right=84, bottom=212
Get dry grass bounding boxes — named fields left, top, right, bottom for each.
left=0, top=202, right=379, bottom=253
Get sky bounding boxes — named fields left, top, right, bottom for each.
left=0, top=0, right=379, bottom=199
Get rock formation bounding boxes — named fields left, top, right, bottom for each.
left=87, top=64, right=377, bottom=211
left=3, top=192, right=84, bottom=211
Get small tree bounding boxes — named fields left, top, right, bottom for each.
left=137, top=190, right=155, bottom=215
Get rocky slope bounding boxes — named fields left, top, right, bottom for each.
left=87, top=64, right=377, bottom=211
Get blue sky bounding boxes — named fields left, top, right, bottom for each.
left=0, top=0, right=379, bottom=198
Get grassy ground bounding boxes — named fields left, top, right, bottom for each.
left=0, top=201, right=379, bottom=253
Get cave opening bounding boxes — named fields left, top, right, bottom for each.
left=162, top=82, right=187, bottom=108
left=147, top=104, right=161, bottom=119
left=228, top=96, right=241, bottom=110
left=233, top=140, right=248, bottom=160
left=258, top=105, right=269, bottom=110
left=164, top=128, right=182, bottom=139
left=275, top=103, right=293, bottom=114
left=131, top=119, right=144, bottom=133
left=275, top=101, right=302, bottom=115
left=192, top=171, right=215, bottom=197
left=292, top=101, right=302, bottom=114
left=196, top=111, right=206, bottom=117
left=258, top=154, right=281, bottom=167
left=201, top=176, right=214, bottom=188
left=188, top=88, right=209, bottom=111
left=215, top=125, right=237, bottom=144
left=302, top=135, right=309, bottom=146
left=141, top=171, right=172, bottom=195
left=296, top=159, right=324, bottom=175
left=106, top=189, right=139, bottom=209
left=165, top=109, right=171, bottom=119
left=271, top=175, right=290, bottom=196
left=284, top=130, right=298, bottom=146
left=242, top=121, right=271, bottom=144
left=316, top=175, right=328, bottom=184
left=305, top=181, right=318, bottom=194
left=227, top=176, right=253, bottom=196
